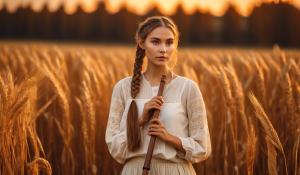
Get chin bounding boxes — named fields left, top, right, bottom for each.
left=154, top=61, right=168, bottom=66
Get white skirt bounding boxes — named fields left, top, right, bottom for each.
left=121, top=157, right=196, bottom=175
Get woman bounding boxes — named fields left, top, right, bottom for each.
left=105, top=16, right=211, bottom=175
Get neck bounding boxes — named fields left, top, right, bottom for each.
left=143, top=64, right=172, bottom=84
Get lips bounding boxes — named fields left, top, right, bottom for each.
left=156, top=57, right=167, bottom=61
left=156, top=56, right=167, bottom=59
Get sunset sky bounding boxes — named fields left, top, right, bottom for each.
left=1, top=0, right=300, bottom=16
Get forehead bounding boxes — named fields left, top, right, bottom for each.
left=147, top=26, right=175, bottom=40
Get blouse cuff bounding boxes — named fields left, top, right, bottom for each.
left=109, top=130, right=127, bottom=164
left=177, top=136, right=193, bottom=160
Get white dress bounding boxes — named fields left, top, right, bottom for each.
left=105, top=74, right=211, bottom=175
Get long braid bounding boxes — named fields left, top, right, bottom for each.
left=127, top=45, right=145, bottom=151
left=131, top=45, right=145, bottom=98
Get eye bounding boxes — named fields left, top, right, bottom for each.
left=166, top=40, right=174, bottom=46
left=151, top=40, right=159, bottom=45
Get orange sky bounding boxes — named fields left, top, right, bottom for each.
left=1, top=0, right=300, bottom=16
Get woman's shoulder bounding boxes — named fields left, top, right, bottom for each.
left=176, top=75, right=198, bottom=87
left=117, top=75, right=132, bottom=83
left=113, top=75, right=132, bottom=89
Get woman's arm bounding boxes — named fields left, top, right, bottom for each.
left=175, top=80, right=211, bottom=163
left=165, top=132, right=186, bottom=155
left=105, top=79, right=127, bottom=164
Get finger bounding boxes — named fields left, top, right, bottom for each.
left=150, top=100, right=163, bottom=106
left=151, top=118, right=162, bottom=124
left=148, top=131, right=161, bottom=136
left=157, top=95, right=164, bottom=101
left=150, top=99, right=163, bottom=106
left=156, top=98, right=164, bottom=105
left=149, top=124, right=160, bottom=129
left=149, top=124, right=163, bottom=131
left=149, top=104, right=161, bottom=110
left=156, top=96, right=164, bottom=103
left=153, top=95, right=163, bottom=100
left=148, top=128, right=163, bottom=133
left=153, top=96, right=164, bottom=103
left=151, top=120, right=165, bottom=129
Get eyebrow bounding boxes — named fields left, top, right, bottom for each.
left=150, top=37, right=174, bottom=40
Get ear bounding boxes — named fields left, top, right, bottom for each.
left=137, top=39, right=145, bottom=49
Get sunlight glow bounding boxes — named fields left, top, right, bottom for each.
left=31, top=0, right=47, bottom=12
left=293, top=0, right=300, bottom=8
left=104, top=0, right=125, bottom=14
left=64, top=0, right=79, bottom=15
left=5, top=0, right=19, bottom=13
left=0, top=0, right=3, bottom=11
left=79, top=0, right=99, bottom=13
left=1, top=0, right=300, bottom=16
left=125, top=0, right=154, bottom=16
left=47, top=0, right=62, bottom=12
left=154, top=0, right=181, bottom=16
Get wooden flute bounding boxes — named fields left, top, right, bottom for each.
left=142, top=74, right=167, bottom=175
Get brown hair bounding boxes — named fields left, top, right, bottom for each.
left=127, top=16, right=179, bottom=151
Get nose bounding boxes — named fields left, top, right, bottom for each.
left=159, top=44, right=166, bottom=53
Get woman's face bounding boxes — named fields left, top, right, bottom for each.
left=140, top=26, right=177, bottom=67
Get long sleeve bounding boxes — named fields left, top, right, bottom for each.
left=105, top=80, right=128, bottom=164
left=177, top=80, right=211, bottom=163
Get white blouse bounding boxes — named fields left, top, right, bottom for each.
left=105, top=74, right=211, bottom=164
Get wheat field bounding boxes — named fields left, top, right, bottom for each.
left=0, top=42, right=299, bottom=175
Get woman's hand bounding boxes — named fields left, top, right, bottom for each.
left=139, top=96, right=164, bottom=127
left=147, top=118, right=170, bottom=142
left=148, top=118, right=186, bottom=154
